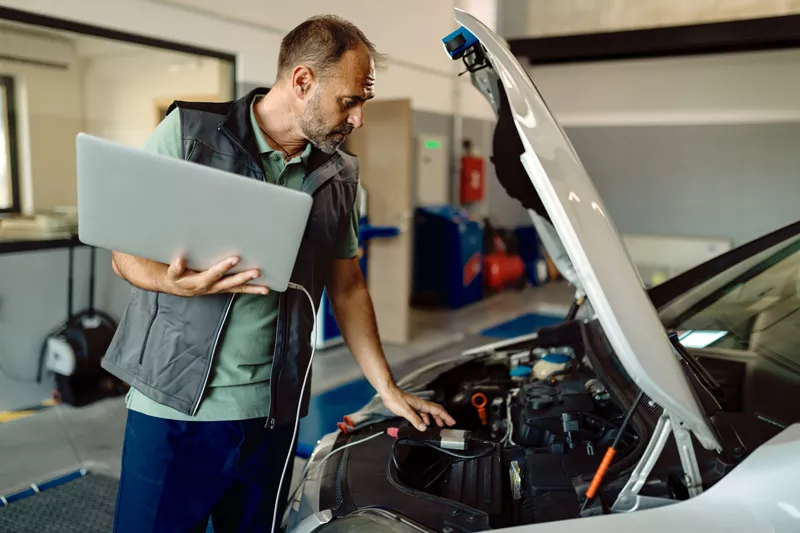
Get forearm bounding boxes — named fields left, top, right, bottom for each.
left=329, top=279, right=396, bottom=395
left=111, top=251, right=168, bottom=292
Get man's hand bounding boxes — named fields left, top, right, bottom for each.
left=380, top=385, right=456, bottom=432
left=162, top=256, right=269, bottom=297
left=111, top=251, right=270, bottom=297
left=325, top=258, right=457, bottom=432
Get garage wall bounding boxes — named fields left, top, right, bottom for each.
left=0, top=248, right=131, bottom=412
left=82, top=50, right=228, bottom=149
left=499, top=0, right=800, bottom=38
left=0, top=0, right=497, bottom=120
left=477, top=48, right=800, bottom=240
left=567, top=123, right=800, bottom=246
left=530, top=49, right=800, bottom=128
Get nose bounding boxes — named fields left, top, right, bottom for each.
left=348, top=107, right=364, bottom=129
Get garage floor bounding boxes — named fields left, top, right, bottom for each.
left=0, top=282, right=572, bottom=503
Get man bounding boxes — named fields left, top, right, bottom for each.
left=104, top=15, right=455, bottom=533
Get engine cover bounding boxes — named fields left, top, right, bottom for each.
left=512, top=380, right=595, bottom=451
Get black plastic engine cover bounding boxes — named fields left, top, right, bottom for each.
left=512, top=380, right=595, bottom=449
left=521, top=491, right=581, bottom=525
left=444, top=450, right=504, bottom=518
left=321, top=427, right=494, bottom=533
left=510, top=447, right=600, bottom=525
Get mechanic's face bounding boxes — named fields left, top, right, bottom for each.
left=297, top=45, right=375, bottom=154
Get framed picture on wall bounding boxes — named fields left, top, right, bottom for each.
left=154, top=95, right=222, bottom=126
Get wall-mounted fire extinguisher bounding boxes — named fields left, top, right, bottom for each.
left=459, top=139, right=485, bottom=204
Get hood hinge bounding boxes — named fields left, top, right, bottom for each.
left=611, top=411, right=703, bottom=513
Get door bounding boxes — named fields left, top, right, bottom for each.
left=346, top=99, right=413, bottom=344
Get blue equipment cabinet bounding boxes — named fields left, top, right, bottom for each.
left=515, top=225, right=544, bottom=286
left=314, top=187, right=399, bottom=350
left=412, top=206, right=484, bottom=309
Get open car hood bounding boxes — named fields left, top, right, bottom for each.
left=449, top=9, right=720, bottom=450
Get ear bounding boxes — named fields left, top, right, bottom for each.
left=291, top=65, right=315, bottom=99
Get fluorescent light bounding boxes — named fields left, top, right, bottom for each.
left=679, top=330, right=728, bottom=349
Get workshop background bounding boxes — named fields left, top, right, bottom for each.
left=1, top=0, right=799, bottom=531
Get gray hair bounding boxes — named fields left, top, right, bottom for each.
left=276, top=14, right=387, bottom=81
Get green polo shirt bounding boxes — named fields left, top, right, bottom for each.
left=126, top=96, right=359, bottom=421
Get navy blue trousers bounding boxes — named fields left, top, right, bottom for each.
left=113, top=410, right=296, bottom=533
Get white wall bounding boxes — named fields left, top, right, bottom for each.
left=82, top=50, right=228, bottom=148
left=0, top=0, right=498, bottom=120
left=530, top=49, right=800, bottom=127
left=503, top=49, right=800, bottom=244
left=0, top=248, right=130, bottom=412
left=483, top=46, right=800, bottom=235
left=500, top=0, right=800, bottom=38
left=0, top=27, right=84, bottom=213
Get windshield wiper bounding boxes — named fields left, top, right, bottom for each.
left=668, top=331, right=723, bottom=408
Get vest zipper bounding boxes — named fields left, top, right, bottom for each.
left=265, top=170, right=340, bottom=429
left=137, top=293, right=160, bottom=366
left=191, top=294, right=235, bottom=416
left=266, top=291, right=288, bottom=429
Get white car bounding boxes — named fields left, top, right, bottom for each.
left=285, top=9, right=800, bottom=533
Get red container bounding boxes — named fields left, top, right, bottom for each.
left=485, top=253, right=525, bottom=290
left=460, top=155, right=485, bottom=204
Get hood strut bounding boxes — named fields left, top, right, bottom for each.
left=611, top=412, right=704, bottom=513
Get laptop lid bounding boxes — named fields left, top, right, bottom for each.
left=76, top=133, right=313, bottom=292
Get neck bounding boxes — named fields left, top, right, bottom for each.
left=253, top=87, right=308, bottom=155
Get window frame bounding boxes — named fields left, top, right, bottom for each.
left=0, top=75, right=20, bottom=214
left=0, top=6, right=238, bottom=217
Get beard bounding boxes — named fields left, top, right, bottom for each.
left=298, top=91, right=353, bottom=154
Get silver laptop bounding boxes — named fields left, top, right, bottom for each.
left=76, top=133, right=313, bottom=293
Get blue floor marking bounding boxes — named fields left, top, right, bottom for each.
left=297, top=378, right=376, bottom=458
left=0, top=469, right=87, bottom=506
left=480, top=312, right=563, bottom=339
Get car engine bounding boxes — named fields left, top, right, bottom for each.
left=301, top=321, right=781, bottom=533
left=387, top=342, right=648, bottom=529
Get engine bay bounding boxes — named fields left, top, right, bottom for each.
left=388, top=342, right=647, bottom=528
left=305, top=320, right=785, bottom=533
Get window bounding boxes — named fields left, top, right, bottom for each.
left=0, top=75, right=20, bottom=213
left=0, top=12, right=234, bottom=215
left=670, top=235, right=800, bottom=368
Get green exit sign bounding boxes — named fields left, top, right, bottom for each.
left=424, top=139, right=442, bottom=150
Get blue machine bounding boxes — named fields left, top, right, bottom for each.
left=515, top=225, right=545, bottom=286
left=314, top=186, right=400, bottom=349
left=412, top=206, right=484, bottom=309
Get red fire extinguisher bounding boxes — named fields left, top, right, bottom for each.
left=460, top=139, right=485, bottom=204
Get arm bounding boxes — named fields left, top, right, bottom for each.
left=112, top=251, right=170, bottom=292
left=327, top=258, right=455, bottom=431
left=112, top=251, right=269, bottom=297
left=109, top=109, right=267, bottom=297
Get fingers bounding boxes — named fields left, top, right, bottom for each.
left=214, top=270, right=268, bottom=294
left=421, top=413, right=431, bottom=427
left=166, top=257, right=186, bottom=280
left=384, top=390, right=456, bottom=432
left=411, top=398, right=457, bottom=427
left=227, top=284, right=271, bottom=295
left=195, top=256, right=238, bottom=285
left=401, top=406, right=427, bottom=432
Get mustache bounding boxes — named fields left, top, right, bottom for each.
left=331, top=124, right=354, bottom=136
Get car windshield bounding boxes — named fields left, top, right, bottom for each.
left=667, top=235, right=800, bottom=369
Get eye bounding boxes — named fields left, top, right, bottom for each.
left=343, top=99, right=357, bottom=109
